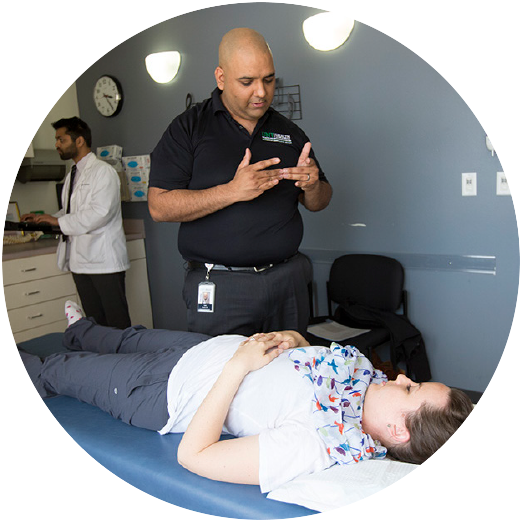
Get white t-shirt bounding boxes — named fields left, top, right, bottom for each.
left=159, top=335, right=334, bottom=492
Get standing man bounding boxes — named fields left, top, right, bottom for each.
left=148, top=28, right=332, bottom=337
left=22, top=117, right=131, bottom=329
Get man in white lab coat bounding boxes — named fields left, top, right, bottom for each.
left=21, top=117, right=131, bottom=328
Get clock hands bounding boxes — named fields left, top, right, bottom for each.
left=103, top=94, right=114, bottom=111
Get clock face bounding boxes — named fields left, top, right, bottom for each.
left=93, top=75, right=123, bottom=117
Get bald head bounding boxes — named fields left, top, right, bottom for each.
left=218, top=28, right=273, bottom=69
left=215, top=28, right=276, bottom=132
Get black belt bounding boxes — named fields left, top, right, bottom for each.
left=187, top=254, right=296, bottom=273
left=187, top=261, right=274, bottom=273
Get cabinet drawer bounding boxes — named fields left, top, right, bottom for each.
left=3, top=253, right=62, bottom=285
left=127, top=258, right=153, bottom=329
left=8, top=294, right=76, bottom=333
left=12, top=319, right=68, bottom=343
left=4, top=273, right=76, bottom=310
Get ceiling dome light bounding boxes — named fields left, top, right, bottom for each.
left=303, top=13, right=355, bottom=51
left=145, top=51, right=181, bottom=83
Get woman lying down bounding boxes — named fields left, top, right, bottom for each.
left=24, top=301, right=473, bottom=493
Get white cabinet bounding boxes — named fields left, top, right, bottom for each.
left=3, top=253, right=78, bottom=342
left=3, top=238, right=153, bottom=342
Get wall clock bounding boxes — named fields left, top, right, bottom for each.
left=93, top=75, right=123, bottom=117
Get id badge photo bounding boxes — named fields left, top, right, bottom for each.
left=197, top=281, right=215, bottom=313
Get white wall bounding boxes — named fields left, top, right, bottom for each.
left=10, top=83, right=80, bottom=216
left=10, top=181, right=61, bottom=216
left=32, top=83, right=80, bottom=149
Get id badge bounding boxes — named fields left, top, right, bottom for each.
left=197, top=281, right=215, bottom=313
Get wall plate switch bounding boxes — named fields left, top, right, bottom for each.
left=462, top=172, right=477, bottom=196
left=496, top=171, right=510, bottom=196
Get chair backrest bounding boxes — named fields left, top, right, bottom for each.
left=328, top=254, right=404, bottom=312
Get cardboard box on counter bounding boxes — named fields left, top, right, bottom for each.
left=122, top=155, right=150, bottom=202
left=97, top=145, right=123, bottom=165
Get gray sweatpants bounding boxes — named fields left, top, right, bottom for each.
left=41, top=319, right=210, bottom=431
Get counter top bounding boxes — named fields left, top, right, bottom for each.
left=2, top=219, right=145, bottom=262
left=3, top=237, right=61, bottom=261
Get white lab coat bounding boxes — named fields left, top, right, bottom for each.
left=54, top=152, right=130, bottom=274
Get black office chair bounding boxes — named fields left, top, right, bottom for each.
left=307, top=254, right=407, bottom=360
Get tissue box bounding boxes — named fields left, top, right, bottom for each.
left=97, top=145, right=123, bottom=165
left=122, top=155, right=150, bottom=201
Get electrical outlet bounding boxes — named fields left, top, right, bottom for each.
left=496, top=171, right=510, bottom=196
left=462, top=172, right=477, bottom=196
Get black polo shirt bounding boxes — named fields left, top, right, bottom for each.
left=150, top=88, right=328, bottom=266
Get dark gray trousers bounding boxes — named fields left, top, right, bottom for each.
left=183, top=252, right=313, bottom=337
left=41, top=319, right=210, bottom=431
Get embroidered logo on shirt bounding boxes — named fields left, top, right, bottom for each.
left=261, top=131, right=292, bottom=144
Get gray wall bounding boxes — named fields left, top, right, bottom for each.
left=73, top=3, right=518, bottom=393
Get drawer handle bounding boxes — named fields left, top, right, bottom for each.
left=27, top=313, right=43, bottom=320
left=21, top=267, right=37, bottom=273
left=24, top=291, right=41, bottom=296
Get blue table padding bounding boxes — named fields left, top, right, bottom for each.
left=21, top=334, right=316, bottom=519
